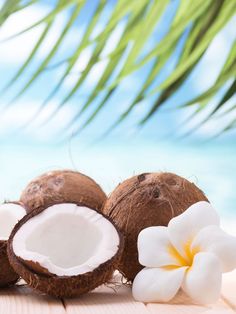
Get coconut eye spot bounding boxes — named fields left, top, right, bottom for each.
left=12, top=203, right=120, bottom=276
left=0, top=204, right=26, bottom=240
left=137, top=174, right=146, bottom=182
left=28, top=183, right=41, bottom=193
left=152, top=187, right=160, bottom=198
left=166, top=178, right=177, bottom=186
left=47, top=176, right=64, bottom=191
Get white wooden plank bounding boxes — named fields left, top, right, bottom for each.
left=0, top=285, right=65, bottom=314
left=64, top=283, right=149, bottom=314
left=0, top=272, right=235, bottom=314
left=146, top=289, right=235, bottom=314
left=221, top=270, right=236, bottom=311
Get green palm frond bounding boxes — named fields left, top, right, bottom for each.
left=0, top=0, right=21, bottom=26
left=140, top=0, right=234, bottom=123
left=0, top=0, right=235, bottom=136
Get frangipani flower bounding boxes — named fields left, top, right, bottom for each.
left=132, top=201, right=236, bottom=304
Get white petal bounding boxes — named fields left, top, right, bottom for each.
left=168, top=201, right=219, bottom=258
left=191, top=225, right=236, bottom=272
left=182, top=252, right=222, bottom=304
left=138, top=227, right=185, bottom=267
left=132, top=267, right=187, bottom=303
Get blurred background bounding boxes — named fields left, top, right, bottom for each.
left=0, top=0, right=235, bottom=232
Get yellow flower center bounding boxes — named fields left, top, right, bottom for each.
left=167, top=240, right=200, bottom=269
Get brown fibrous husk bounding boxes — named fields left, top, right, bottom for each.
left=0, top=240, right=19, bottom=287
left=0, top=202, right=27, bottom=287
left=20, top=170, right=107, bottom=213
left=8, top=201, right=124, bottom=298
left=102, top=172, right=209, bottom=282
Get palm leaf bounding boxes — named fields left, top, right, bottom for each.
left=198, top=78, right=236, bottom=125
left=99, top=0, right=223, bottom=133
left=0, top=0, right=20, bottom=26
left=12, top=0, right=37, bottom=13
left=8, top=2, right=84, bottom=106
left=181, top=59, right=236, bottom=108
left=1, top=0, right=78, bottom=42
left=175, top=51, right=236, bottom=136
left=67, top=0, right=199, bottom=135
left=140, top=0, right=227, bottom=125
left=67, top=0, right=165, bottom=134
left=39, top=0, right=146, bottom=126
left=152, top=0, right=235, bottom=94
left=32, top=0, right=108, bottom=125
left=77, top=0, right=188, bottom=134
left=1, top=21, right=53, bottom=94
left=0, top=0, right=235, bottom=135
left=212, top=114, right=236, bottom=138
left=101, top=0, right=211, bottom=92
left=179, top=78, right=236, bottom=138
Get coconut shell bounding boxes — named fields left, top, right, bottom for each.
left=102, top=172, right=208, bottom=281
left=0, top=201, right=26, bottom=287
left=20, top=170, right=106, bottom=213
left=0, top=240, right=19, bottom=287
left=8, top=202, right=124, bottom=298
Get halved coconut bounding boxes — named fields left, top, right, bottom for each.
left=20, top=170, right=107, bottom=213
left=0, top=202, right=26, bottom=287
left=8, top=203, right=123, bottom=298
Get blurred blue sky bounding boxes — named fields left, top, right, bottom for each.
left=0, top=1, right=235, bottom=228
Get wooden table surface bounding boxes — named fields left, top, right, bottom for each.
left=0, top=271, right=235, bottom=314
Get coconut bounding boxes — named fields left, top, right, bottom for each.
left=20, top=170, right=106, bottom=213
left=102, top=172, right=208, bottom=281
left=20, top=170, right=107, bottom=212
left=8, top=202, right=123, bottom=298
left=0, top=202, right=26, bottom=287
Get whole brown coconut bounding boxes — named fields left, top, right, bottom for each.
left=20, top=170, right=106, bottom=213
left=0, top=202, right=26, bottom=287
left=102, top=172, right=208, bottom=281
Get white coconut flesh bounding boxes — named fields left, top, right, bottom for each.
left=0, top=203, right=26, bottom=240
left=13, top=203, right=120, bottom=276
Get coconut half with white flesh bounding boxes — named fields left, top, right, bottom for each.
left=0, top=202, right=26, bottom=287
left=8, top=203, right=123, bottom=298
